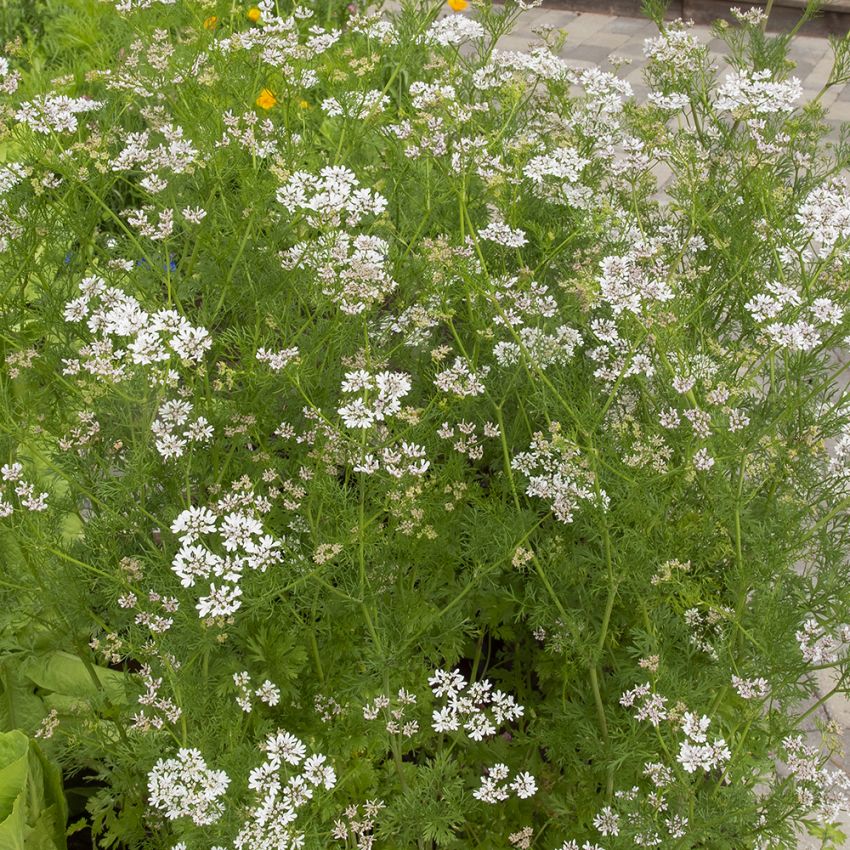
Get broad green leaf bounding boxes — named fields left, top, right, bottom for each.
left=0, top=731, right=65, bottom=850
left=0, top=663, right=45, bottom=735
left=19, top=653, right=126, bottom=705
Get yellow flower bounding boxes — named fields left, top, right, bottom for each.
left=447, top=0, right=468, bottom=10
left=203, top=15, right=218, bottom=29
left=256, top=88, right=277, bottom=109
left=298, top=99, right=310, bottom=109
left=247, top=6, right=261, bottom=22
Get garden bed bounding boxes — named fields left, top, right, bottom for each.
left=1, top=1, right=850, bottom=848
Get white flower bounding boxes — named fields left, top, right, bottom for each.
left=147, top=749, right=230, bottom=825
left=643, top=25, right=703, bottom=73
left=524, top=147, right=591, bottom=207
left=659, top=408, right=680, bottom=429
left=797, top=617, right=850, bottom=664
left=16, top=94, right=104, bottom=134
left=321, top=89, right=389, bottom=120
left=647, top=91, right=690, bottom=110
left=811, top=298, right=843, bottom=325
left=512, top=424, right=605, bottom=523
left=598, top=252, right=673, bottom=316
left=338, top=369, right=411, bottom=428
left=196, top=583, right=242, bottom=619
left=796, top=183, right=850, bottom=255
left=276, top=165, right=386, bottom=228
left=302, top=753, right=336, bottom=789
left=731, top=676, right=769, bottom=700
left=1, top=462, right=23, bottom=482
left=693, top=448, right=714, bottom=472
left=182, top=206, right=207, bottom=223
left=170, top=506, right=217, bottom=544
left=220, top=511, right=263, bottom=551
left=434, top=357, right=488, bottom=397
left=676, top=715, right=730, bottom=773
left=479, top=220, right=528, bottom=248
left=256, top=680, right=281, bottom=706
left=172, top=544, right=221, bottom=587
left=257, top=346, right=299, bottom=370
left=264, top=731, right=307, bottom=767
left=425, top=15, right=485, bottom=47
left=681, top=712, right=711, bottom=743
left=593, top=805, right=620, bottom=836
left=464, top=712, right=497, bottom=741
left=339, top=397, right=374, bottom=429
left=428, top=668, right=466, bottom=697
left=510, top=772, right=537, bottom=799
left=677, top=738, right=731, bottom=773
left=715, top=69, right=801, bottom=114
left=474, top=774, right=510, bottom=804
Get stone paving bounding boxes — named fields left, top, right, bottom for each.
left=498, top=7, right=850, bottom=846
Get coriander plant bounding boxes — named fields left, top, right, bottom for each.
left=1, top=0, right=850, bottom=848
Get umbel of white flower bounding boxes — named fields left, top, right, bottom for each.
left=511, top=423, right=607, bottom=523
left=147, top=748, right=230, bottom=825
left=61, top=275, right=211, bottom=381
left=676, top=713, right=731, bottom=774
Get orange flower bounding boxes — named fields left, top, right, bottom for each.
left=447, top=0, right=468, bottom=10
left=203, top=15, right=218, bottom=29
left=256, top=88, right=277, bottom=109
left=247, top=6, right=261, bottom=22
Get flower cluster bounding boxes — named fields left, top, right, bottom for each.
left=0, top=56, right=20, bottom=95
left=796, top=617, right=850, bottom=665
left=795, top=181, right=850, bottom=256
left=62, top=275, right=211, bottom=382
left=236, top=731, right=336, bottom=850
left=280, top=231, right=396, bottom=315
left=715, top=69, right=802, bottom=115
left=169, top=496, right=283, bottom=622
left=783, top=736, right=850, bottom=823
left=337, top=369, right=412, bottom=429
left=257, top=346, right=300, bottom=370
left=429, top=668, right=524, bottom=739
left=523, top=146, right=591, bottom=208
left=438, top=420, right=500, bottom=461
left=147, top=748, right=230, bottom=825
left=132, top=663, right=183, bottom=732
left=479, top=217, right=528, bottom=248
left=424, top=14, right=485, bottom=47
left=276, top=166, right=386, bottom=229
left=494, top=325, right=583, bottom=370
left=362, top=688, right=419, bottom=738
left=322, top=89, right=389, bottom=119
left=643, top=24, right=704, bottom=76
left=473, top=763, right=537, bottom=804
left=745, top=280, right=842, bottom=352
left=0, top=462, right=48, bottom=516
left=676, top=713, right=731, bottom=774
left=332, top=799, right=385, bottom=849
left=234, top=671, right=281, bottom=712
left=15, top=94, right=104, bottom=133
left=434, top=356, right=489, bottom=397
left=511, top=424, right=606, bottom=523
left=619, top=682, right=668, bottom=727
left=598, top=247, right=673, bottom=316
left=151, top=398, right=213, bottom=461
left=731, top=676, right=770, bottom=700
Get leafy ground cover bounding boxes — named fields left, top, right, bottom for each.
left=2, top=0, right=850, bottom=848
